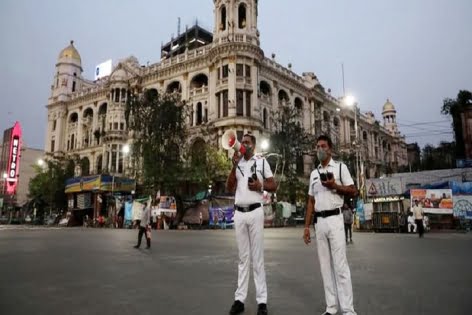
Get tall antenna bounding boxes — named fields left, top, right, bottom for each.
left=341, top=62, right=346, bottom=96
left=177, top=17, right=181, bottom=36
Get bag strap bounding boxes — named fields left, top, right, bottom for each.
left=339, top=162, right=343, bottom=185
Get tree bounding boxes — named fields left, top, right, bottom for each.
left=269, top=105, right=315, bottom=203
left=125, top=90, right=188, bottom=196
left=28, top=155, right=75, bottom=216
left=185, top=140, right=232, bottom=193
left=420, top=141, right=456, bottom=170
left=441, top=90, right=472, bottom=159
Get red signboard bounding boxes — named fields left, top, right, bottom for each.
left=6, top=122, right=22, bottom=195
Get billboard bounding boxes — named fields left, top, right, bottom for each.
left=366, top=178, right=403, bottom=197
left=94, top=59, right=112, bottom=80
left=6, top=122, right=22, bottom=195
left=410, top=189, right=453, bottom=214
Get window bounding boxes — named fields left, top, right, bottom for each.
left=236, top=64, right=244, bottom=77
left=72, top=81, right=76, bottom=92
left=238, top=4, right=247, bottom=29
left=70, top=134, right=75, bottom=150
left=114, top=89, right=120, bottom=102
left=245, top=65, right=251, bottom=78
left=220, top=6, right=227, bottom=31
left=222, top=90, right=229, bottom=117
left=217, top=93, right=221, bottom=118
left=246, top=91, right=251, bottom=117
left=114, top=122, right=118, bottom=130
left=196, top=102, right=203, bottom=125
left=222, top=65, right=229, bottom=78
left=217, top=67, right=221, bottom=80
left=236, top=90, right=244, bottom=116
left=204, top=108, right=208, bottom=123
left=109, top=123, right=112, bottom=130
left=52, top=120, right=57, bottom=131
left=120, top=123, right=124, bottom=130
left=263, top=108, right=268, bottom=129
left=50, top=140, right=55, bottom=152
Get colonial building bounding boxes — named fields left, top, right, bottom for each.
left=44, top=0, right=407, bottom=182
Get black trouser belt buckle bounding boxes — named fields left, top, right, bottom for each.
left=235, top=203, right=261, bottom=212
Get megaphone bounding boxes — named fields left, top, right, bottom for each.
left=222, top=130, right=246, bottom=155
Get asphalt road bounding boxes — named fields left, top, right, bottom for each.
left=0, top=227, right=471, bottom=315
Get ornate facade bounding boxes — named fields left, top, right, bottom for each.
left=45, top=0, right=407, bottom=180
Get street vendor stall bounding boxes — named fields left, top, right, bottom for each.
left=65, top=174, right=136, bottom=226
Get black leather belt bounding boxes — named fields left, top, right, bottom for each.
left=235, top=203, right=262, bottom=212
left=315, top=208, right=341, bottom=218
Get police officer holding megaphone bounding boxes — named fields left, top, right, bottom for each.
left=225, top=132, right=277, bottom=315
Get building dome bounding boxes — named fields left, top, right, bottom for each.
left=58, top=40, right=81, bottom=63
left=110, top=68, right=127, bottom=82
left=383, top=98, right=396, bottom=112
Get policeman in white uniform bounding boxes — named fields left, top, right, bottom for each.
left=303, top=135, right=357, bottom=315
left=226, top=134, right=277, bottom=315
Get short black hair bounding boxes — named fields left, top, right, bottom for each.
left=243, top=133, right=256, bottom=146
left=316, top=135, right=333, bottom=148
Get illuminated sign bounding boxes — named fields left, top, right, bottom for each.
left=94, top=59, right=112, bottom=80
left=6, top=122, right=22, bottom=195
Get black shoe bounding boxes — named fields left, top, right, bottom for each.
left=146, top=246, right=151, bottom=249
left=133, top=245, right=140, bottom=249
left=257, top=303, right=268, bottom=315
left=321, top=312, right=335, bottom=315
left=229, top=300, right=244, bottom=315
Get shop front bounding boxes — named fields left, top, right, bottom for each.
left=65, top=174, right=136, bottom=226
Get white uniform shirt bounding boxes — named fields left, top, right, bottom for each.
left=412, top=205, right=424, bottom=220
left=308, top=158, right=354, bottom=211
left=235, top=155, right=273, bottom=206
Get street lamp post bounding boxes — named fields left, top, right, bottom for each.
left=344, top=95, right=360, bottom=191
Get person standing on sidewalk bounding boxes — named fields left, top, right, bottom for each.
left=342, top=203, right=354, bottom=244
left=226, top=134, right=277, bottom=315
left=303, top=135, right=358, bottom=315
left=134, top=204, right=151, bottom=249
left=412, top=200, right=425, bottom=238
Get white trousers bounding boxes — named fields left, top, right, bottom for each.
left=315, top=213, right=356, bottom=315
left=234, top=207, right=267, bottom=304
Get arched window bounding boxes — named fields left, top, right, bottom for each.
left=196, top=102, right=203, bottom=125
left=278, top=89, right=289, bottom=105
left=238, top=3, right=247, bottom=28
left=220, top=6, right=227, bottom=31
left=81, top=157, right=90, bottom=176
left=294, top=97, right=303, bottom=111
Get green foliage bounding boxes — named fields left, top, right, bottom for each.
left=185, top=141, right=232, bottom=190
left=441, top=90, right=472, bottom=159
left=125, top=90, right=188, bottom=195
left=28, top=155, right=75, bottom=212
left=269, top=105, right=315, bottom=203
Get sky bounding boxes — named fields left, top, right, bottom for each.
left=0, top=0, right=471, bottom=150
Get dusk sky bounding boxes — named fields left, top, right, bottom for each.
left=1, top=0, right=471, bottom=150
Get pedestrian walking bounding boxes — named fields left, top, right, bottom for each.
left=412, top=200, right=425, bottom=238
left=342, top=204, right=354, bottom=244
left=134, top=204, right=151, bottom=249
left=303, top=135, right=358, bottom=315
left=226, top=133, right=277, bottom=315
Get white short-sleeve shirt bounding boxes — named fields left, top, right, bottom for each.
left=235, top=154, right=274, bottom=206
left=308, top=158, right=354, bottom=211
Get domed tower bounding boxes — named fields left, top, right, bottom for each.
left=382, top=98, right=399, bottom=134
left=213, top=0, right=260, bottom=46
left=50, top=40, right=83, bottom=101
left=210, top=0, right=265, bottom=146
